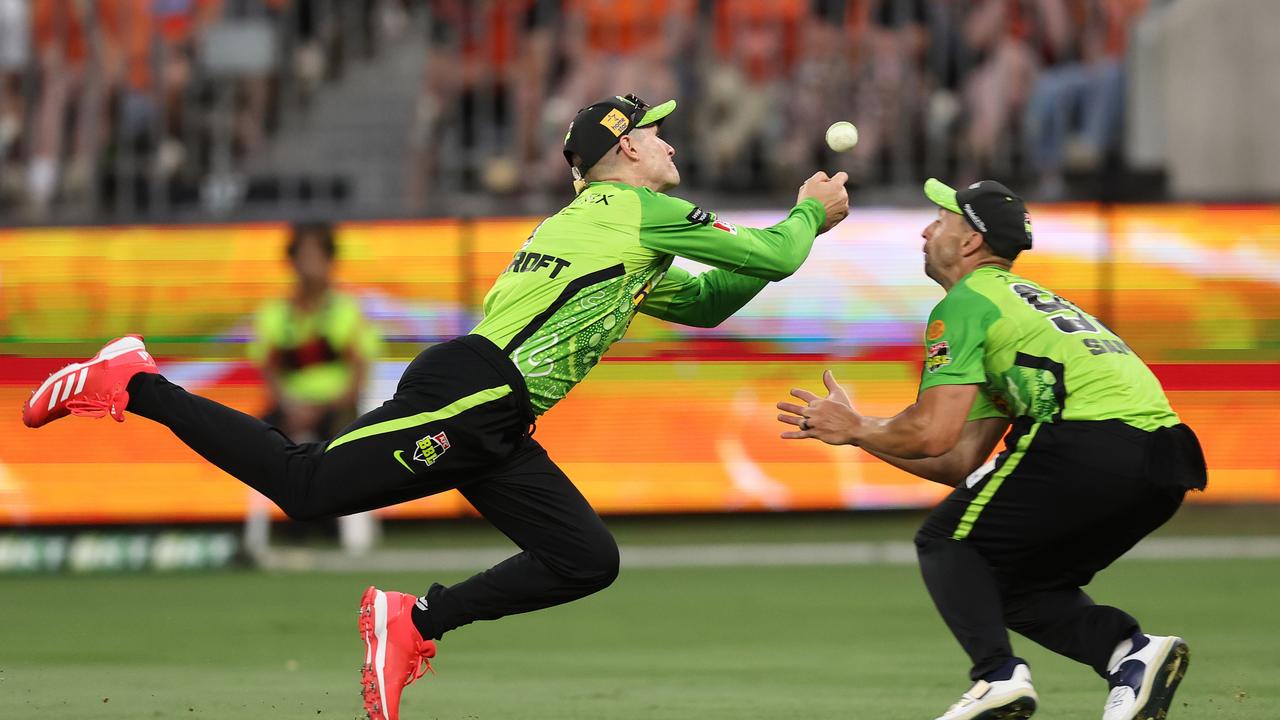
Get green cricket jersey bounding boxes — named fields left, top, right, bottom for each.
left=471, top=181, right=826, bottom=415
left=919, top=265, right=1179, bottom=431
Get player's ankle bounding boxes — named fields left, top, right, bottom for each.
left=410, top=584, right=444, bottom=642
left=981, top=656, right=1027, bottom=683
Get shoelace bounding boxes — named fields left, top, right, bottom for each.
left=66, top=392, right=119, bottom=418
left=403, top=643, right=436, bottom=686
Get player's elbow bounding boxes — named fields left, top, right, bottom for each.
left=762, top=256, right=805, bottom=282
left=747, top=240, right=806, bottom=281
left=756, top=263, right=794, bottom=282
left=280, top=501, right=330, bottom=522
left=673, top=297, right=734, bottom=327
left=689, top=310, right=732, bottom=328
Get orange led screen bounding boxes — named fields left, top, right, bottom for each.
left=2, top=206, right=1276, bottom=524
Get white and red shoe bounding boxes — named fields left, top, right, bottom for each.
left=22, top=335, right=158, bottom=428
left=358, top=586, right=438, bottom=720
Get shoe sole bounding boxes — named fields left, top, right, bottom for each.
left=358, top=586, right=390, bottom=720
left=1134, top=638, right=1190, bottom=720
left=25, top=336, right=146, bottom=423
left=967, top=697, right=1037, bottom=720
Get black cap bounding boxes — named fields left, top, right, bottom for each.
left=562, top=94, right=677, bottom=176
left=924, top=178, right=1034, bottom=260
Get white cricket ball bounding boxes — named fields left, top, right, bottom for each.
left=825, top=121, right=859, bottom=152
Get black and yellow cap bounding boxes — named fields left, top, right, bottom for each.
left=562, top=93, right=677, bottom=175
left=924, top=178, right=1034, bottom=260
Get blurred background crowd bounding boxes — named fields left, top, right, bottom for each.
left=0, top=0, right=1272, bottom=223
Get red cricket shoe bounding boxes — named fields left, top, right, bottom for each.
left=22, top=335, right=158, bottom=428
left=358, top=586, right=437, bottom=720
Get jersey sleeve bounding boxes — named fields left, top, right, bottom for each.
left=918, top=286, right=1000, bottom=392
left=637, top=264, right=769, bottom=328
left=635, top=189, right=825, bottom=282
left=965, top=390, right=1009, bottom=421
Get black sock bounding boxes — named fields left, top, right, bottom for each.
left=1127, top=630, right=1149, bottom=654
left=981, top=656, right=1028, bottom=682
left=411, top=583, right=446, bottom=641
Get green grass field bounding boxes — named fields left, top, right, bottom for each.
left=3, top=543, right=1278, bottom=719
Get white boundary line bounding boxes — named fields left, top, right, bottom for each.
left=258, top=536, right=1280, bottom=573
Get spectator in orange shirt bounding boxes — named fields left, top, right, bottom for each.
left=116, top=0, right=223, bottom=179
left=28, top=0, right=123, bottom=216
left=538, top=0, right=694, bottom=187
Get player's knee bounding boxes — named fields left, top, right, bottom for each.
left=281, top=505, right=319, bottom=522
left=277, top=496, right=330, bottom=522
left=572, top=532, right=620, bottom=592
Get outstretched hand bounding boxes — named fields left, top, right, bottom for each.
left=776, top=370, right=863, bottom=446
left=797, top=171, right=850, bottom=234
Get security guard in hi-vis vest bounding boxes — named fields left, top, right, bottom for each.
left=778, top=179, right=1206, bottom=720
left=22, top=93, right=850, bottom=720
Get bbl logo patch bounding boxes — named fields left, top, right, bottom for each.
left=413, top=431, right=451, bottom=467
left=926, top=320, right=946, bottom=341
left=712, top=219, right=738, bottom=235
left=925, top=341, right=951, bottom=373
left=599, top=109, right=630, bottom=137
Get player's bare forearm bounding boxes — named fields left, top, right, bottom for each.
left=859, top=446, right=966, bottom=486
left=850, top=412, right=935, bottom=458
left=859, top=417, right=1010, bottom=486
left=849, top=385, right=983, bottom=458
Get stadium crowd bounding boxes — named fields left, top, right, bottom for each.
left=0, top=0, right=1151, bottom=219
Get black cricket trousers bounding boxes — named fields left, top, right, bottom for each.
left=915, top=418, right=1207, bottom=680
left=126, top=334, right=619, bottom=640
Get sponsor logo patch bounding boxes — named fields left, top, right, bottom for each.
left=506, top=251, right=573, bottom=278
left=925, top=341, right=951, bottom=373
left=962, top=203, right=987, bottom=232
left=926, top=320, right=946, bottom=341
left=599, top=109, right=630, bottom=137
left=686, top=207, right=713, bottom=225
left=712, top=219, right=738, bottom=235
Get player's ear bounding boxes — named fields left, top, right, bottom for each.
left=617, top=134, right=641, bottom=161
left=963, top=230, right=987, bottom=256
